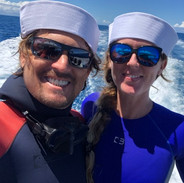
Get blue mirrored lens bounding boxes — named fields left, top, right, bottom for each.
left=110, top=44, right=131, bottom=63
left=110, top=43, right=162, bottom=67
left=138, top=46, right=160, bottom=67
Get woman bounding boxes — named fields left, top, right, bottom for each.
left=81, top=12, right=184, bottom=183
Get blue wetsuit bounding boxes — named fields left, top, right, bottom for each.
left=81, top=92, right=184, bottom=183
left=0, top=75, right=87, bottom=183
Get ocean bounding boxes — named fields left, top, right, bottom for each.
left=0, top=14, right=183, bottom=182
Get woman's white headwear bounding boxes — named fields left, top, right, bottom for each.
left=20, top=0, right=100, bottom=53
left=109, top=12, right=178, bottom=56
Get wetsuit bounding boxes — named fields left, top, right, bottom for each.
left=0, top=75, right=87, bottom=183
left=81, top=92, right=184, bottom=183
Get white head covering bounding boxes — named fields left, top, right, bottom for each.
left=20, top=0, right=100, bottom=53
left=109, top=12, right=178, bottom=56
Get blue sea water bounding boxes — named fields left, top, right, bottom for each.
left=0, top=14, right=184, bottom=182
left=0, top=15, right=20, bottom=42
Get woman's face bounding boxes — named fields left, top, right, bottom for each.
left=20, top=30, right=90, bottom=109
left=109, top=38, right=167, bottom=98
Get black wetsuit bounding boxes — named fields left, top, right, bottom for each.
left=0, top=75, right=87, bottom=183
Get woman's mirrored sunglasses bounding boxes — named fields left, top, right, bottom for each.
left=28, top=37, right=93, bottom=69
left=110, top=43, right=162, bottom=67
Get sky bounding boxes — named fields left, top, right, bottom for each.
left=0, top=0, right=184, bottom=32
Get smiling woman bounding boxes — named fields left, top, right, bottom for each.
left=81, top=12, right=184, bottom=183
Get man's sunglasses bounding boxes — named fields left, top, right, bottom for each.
left=28, top=37, right=93, bottom=69
left=109, top=43, right=162, bottom=67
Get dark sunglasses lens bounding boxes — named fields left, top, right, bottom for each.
left=110, top=44, right=131, bottom=63
left=138, top=46, right=161, bottom=67
left=31, top=37, right=92, bottom=69
left=31, top=38, right=62, bottom=60
left=69, top=49, right=92, bottom=68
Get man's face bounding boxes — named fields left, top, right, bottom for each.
left=21, top=30, right=91, bottom=109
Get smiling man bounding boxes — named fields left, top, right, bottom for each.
left=0, top=1, right=100, bottom=182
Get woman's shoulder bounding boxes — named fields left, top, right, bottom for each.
left=151, top=103, right=184, bottom=139
left=81, top=92, right=100, bottom=123
left=153, top=102, right=184, bottom=120
left=153, top=104, right=184, bottom=160
left=83, top=92, right=100, bottom=103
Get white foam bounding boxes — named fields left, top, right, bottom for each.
left=150, top=57, right=184, bottom=115
left=177, top=39, right=184, bottom=48
left=0, top=36, right=20, bottom=86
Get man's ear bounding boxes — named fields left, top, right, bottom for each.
left=20, top=52, right=26, bottom=68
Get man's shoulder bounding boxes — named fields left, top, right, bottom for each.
left=70, top=109, right=85, bottom=123
left=0, top=101, right=26, bottom=157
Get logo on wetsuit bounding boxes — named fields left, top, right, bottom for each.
left=114, top=136, right=125, bottom=145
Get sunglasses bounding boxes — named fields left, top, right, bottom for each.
left=109, top=43, right=162, bottom=67
left=28, top=37, right=93, bottom=69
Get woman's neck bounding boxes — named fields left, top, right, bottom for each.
left=116, top=92, right=153, bottom=119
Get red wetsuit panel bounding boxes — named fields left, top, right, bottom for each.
left=0, top=102, right=26, bottom=157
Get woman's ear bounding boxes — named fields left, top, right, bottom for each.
left=158, top=58, right=167, bottom=76
left=107, top=53, right=112, bottom=68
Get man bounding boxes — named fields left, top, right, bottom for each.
left=0, top=1, right=100, bottom=182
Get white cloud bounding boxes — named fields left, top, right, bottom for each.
left=174, top=21, right=184, bottom=28
left=102, top=19, right=110, bottom=25
left=0, top=0, right=28, bottom=16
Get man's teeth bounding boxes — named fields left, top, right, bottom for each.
left=48, top=78, right=69, bottom=87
